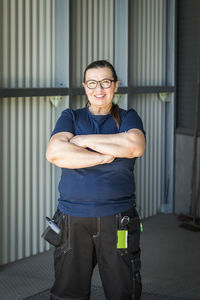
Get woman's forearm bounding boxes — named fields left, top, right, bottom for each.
left=70, top=130, right=145, bottom=158
left=46, top=136, right=114, bottom=169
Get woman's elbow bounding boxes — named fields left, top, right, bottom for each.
left=46, top=145, right=59, bottom=164
left=46, top=149, right=54, bottom=163
left=127, top=144, right=146, bottom=158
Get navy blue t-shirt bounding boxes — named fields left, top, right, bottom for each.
left=51, top=107, right=145, bottom=217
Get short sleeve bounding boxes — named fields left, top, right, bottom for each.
left=51, top=108, right=75, bottom=137
left=120, top=109, right=145, bottom=135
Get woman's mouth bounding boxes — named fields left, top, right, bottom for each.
left=95, top=94, right=105, bottom=99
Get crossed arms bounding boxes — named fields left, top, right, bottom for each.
left=46, top=130, right=146, bottom=169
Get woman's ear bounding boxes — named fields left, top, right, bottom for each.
left=82, top=82, right=87, bottom=94
left=115, top=81, right=119, bottom=93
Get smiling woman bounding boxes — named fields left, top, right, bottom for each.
left=46, top=60, right=146, bottom=300
left=83, top=62, right=119, bottom=115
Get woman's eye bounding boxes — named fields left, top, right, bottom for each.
left=88, top=81, right=96, bottom=87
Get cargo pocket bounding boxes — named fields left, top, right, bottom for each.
left=54, top=214, right=71, bottom=258
left=128, top=216, right=142, bottom=299
left=127, top=216, right=141, bottom=254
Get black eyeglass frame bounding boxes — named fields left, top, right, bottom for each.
left=85, top=79, right=116, bottom=89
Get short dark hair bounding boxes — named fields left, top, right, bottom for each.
left=83, top=60, right=118, bottom=82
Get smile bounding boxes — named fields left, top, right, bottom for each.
left=95, top=95, right=105, bottom=98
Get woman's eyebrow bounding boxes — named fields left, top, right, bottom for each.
left=86, top=78, right=113, bottom=81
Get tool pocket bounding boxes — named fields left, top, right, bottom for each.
left=54, top=213, right=71, bottom=257
left=116, top=207, right=141, bottom=256
left=41, top=209, right=64, bottom=247
left=127, top=216, right=141, bottom=254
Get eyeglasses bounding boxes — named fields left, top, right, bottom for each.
left=85, top=79, right=115, bottom=89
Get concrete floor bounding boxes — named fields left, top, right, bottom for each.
left=0, top=214, right=200, bottom=300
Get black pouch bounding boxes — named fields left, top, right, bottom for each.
left=41, top=209, right=64, bottom=247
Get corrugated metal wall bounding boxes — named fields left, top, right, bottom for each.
left=71, top=0, right=114, bottom=87
left=130, top=94, right=166, bottom=218
left=0, top=0, right=55, bottom=265
left=2, top=0, right=55, bottom=88
left=130, top=0, right=166, bottom=86
left=129, top=0, right=168, bottom=218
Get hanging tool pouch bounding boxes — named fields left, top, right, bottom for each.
left=41, top=209, right=64, bottom=247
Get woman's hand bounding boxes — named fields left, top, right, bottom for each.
left=70, top=135, right=87, bottom=148
left=101, top=154, right=115, bottom=164
left=69, top=135, right=115, bottom=164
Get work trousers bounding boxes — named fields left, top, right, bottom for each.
left=50, top=207, right=142, bottom=300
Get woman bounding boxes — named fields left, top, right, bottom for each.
left=46, top=60, right=146, bottom=300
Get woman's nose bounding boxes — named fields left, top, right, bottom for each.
left=96, top=82, right=103, bottom=90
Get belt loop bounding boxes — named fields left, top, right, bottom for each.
left=93, top=217, right=100, bottom=238
left=116, top=213, right=122, bottom=229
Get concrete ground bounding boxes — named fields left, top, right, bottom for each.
left=0, top=214, right=200, bottom=300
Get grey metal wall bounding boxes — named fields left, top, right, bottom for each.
left=129, top=94, right=166, bottom=218
left=128, top=0, right=175, bottom=218
left=71, top=0, right=114, bottom=87
left=0, top=0, right=55, bottom=265
left=2, top=0, right=55, bottom=88
left=130, top=0, right=166, bottom=86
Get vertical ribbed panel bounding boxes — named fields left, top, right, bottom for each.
left=130, top=0, right=166, bottom=85
left=1, top=97, right=54, bottom=265
left=71, top=96, right=88, bottom=110
left=129, top=0, right=168, bottom=218
left=71, top=0, right=114, bottom=87
left=0, top=0, right=55, bottom=265
left=129, top=95, right=165, bottom=219
left=2, top=0, right=55, bottom=88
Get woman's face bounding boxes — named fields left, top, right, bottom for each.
left=83, top=67, right=118, bottom=112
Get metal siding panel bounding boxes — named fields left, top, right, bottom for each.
left=38, top=98, right=45, bottom=252
left=46, top=99, right=54, bottom=252
left=46, top=0, right=52, bottom=87
left=128, top=0, right=168, bottom=218
left=10, top=98, right=17, bottom=261
left=1, top=96, right=54, bottom=264
left=72, top=0, right=114, bottom=87
left=32, top=0, right=38, bottom=87
left=1, top=0, right=55, bottom=264
left=32, top=97, right=38, bottom=255
left=54, top=0, right=69, bottom=87
left=130, top=94, right=165, bottom=219
left=24, top=98, right=31, bottom=257
left=93, top=0, right=98, bottom=60
left=17, top=0, right=24, bottom=87
left=2, top=100, right=9, bottom=264
left=99, top=0, right=104, bottom=58
left=39, top=1, right=45, bottom=87
left=2, top=0, right=54, bottom=89
left=0, top=0, right=3, bottom=87
left=130, top=0, right=166, bottom=86
left=10, top=0, right=16, bottom=87
left=114, top=0, right=128, bottom=86
left=25, top=0, right=31, bottom=87
left=88, top=0, right=93, bottom=60
left=17, top=98, right=24, bottom=260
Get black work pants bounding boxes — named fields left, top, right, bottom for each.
left=50, top=207, right=142, bottom=300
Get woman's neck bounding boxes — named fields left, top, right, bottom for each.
left=88, top=104, right=112, bottom=115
